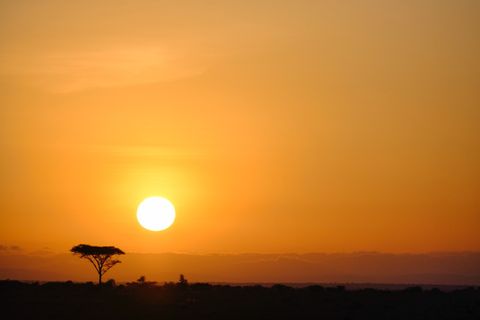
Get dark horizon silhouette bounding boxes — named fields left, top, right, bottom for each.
left=1, top=278, right=479, bottom=319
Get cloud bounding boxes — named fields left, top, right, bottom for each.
left=0, top=245, right=21, bottom=252
left=0, top=45, right=206, bottom=92
left=85, top=144, right=204, bottom=159
left=41, top=143, right=206, bottom=161
left=1, top=252, right=479, bottom=284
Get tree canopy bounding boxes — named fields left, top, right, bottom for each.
left=71, top=244, right=125, bottom=285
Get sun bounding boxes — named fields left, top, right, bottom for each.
left=137, top=197, right=176, bottom=231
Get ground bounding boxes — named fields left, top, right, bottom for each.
left=1, top=280, right=479, bottom=319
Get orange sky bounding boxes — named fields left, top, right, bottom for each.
left=0, top=0, right=479, bottom=255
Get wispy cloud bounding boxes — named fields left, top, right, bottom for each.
left=39, top=143, right=206, bottom=161
left=84, top=144, right=205, bottom=159
left=0, top=45, right=206, bottom=92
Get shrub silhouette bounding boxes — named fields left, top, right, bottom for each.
left=132, top=275, right=157, bottom=287
left=71, top=244, right=125, bottom=285
left=137, top=275, right=146, bottom=284
left=177, top=274, right=188, bottom=287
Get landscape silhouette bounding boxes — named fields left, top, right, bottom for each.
left=1, top=245, right=479, bottom=319
left=1, top=275, right=479, bottom=319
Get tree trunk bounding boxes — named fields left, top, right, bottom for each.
left=98, top=272, right=102, bottom=285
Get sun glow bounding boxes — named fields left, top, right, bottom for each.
left=136, top=197, right=176, bottom=231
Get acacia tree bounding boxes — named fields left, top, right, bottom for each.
left=71, top=244, right=125, bottom=285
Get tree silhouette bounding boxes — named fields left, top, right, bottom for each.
left=178, top=274, right=188, bottom=287
left=71, top=244, right=125, bottom=285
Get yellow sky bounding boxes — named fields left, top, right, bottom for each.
left=0, top=0, right=479, bottom=254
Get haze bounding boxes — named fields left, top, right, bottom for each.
left=1, top=0, right=479, bottom=262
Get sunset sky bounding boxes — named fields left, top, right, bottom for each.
left=1, top=0, right=479, bottom=256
